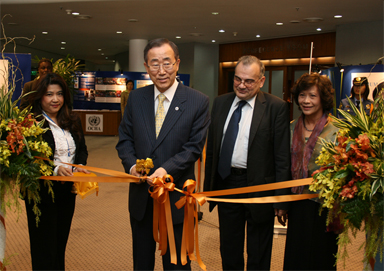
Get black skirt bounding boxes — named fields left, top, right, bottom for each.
left=283, top=199, right=338, bottom=271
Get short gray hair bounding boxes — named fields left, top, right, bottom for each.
left=235, top=55, right=265, bottom=78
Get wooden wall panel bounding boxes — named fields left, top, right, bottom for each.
left=219, top=33, right=336, bottom=62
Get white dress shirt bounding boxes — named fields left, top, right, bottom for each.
left=43, top=112, right=76, bottom=176
left=154, top=79, right=179, bottom=116
left=221, top=95, right=256, bottom=169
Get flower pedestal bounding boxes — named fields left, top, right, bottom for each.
left=0, top=204, right=5, bottom=270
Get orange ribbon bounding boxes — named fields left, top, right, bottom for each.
left=172, top=177, right=317, bottom=271
left=39, top=161, right=142, bottom=184
left=36, top=158, right=319, bottom=271
left=149, top=175, right=177, bottom=265
left=175, top=179, right=206, bottom=271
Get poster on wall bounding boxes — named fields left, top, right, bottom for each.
left=85, top=114, right=103, bottom=133
left=73, top=71, right=190, bottom=111
left=136, top=79, right=153, bottom=89
left=74, top=72, right=97, bottom=102
left=95, top=77, right=126, bottom=103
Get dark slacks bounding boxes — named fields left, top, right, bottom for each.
left=130, top=196, right=191, bottom=270
left=25, top=182, right=76, bottom=270
left=283, top=199, right=338, bottom=271
left=217, top=172, right=274, bottom=271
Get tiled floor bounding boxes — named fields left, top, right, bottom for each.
left=4, top=135, right=366, bottom=270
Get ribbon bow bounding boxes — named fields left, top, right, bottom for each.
left=149, top=175, right=177, bottom=265
left=175, top=179, right=207, bottom=271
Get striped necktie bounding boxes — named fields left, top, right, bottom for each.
left=155, top=94, right=166, bottom=138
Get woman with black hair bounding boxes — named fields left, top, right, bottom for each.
left=284, top=73, right=339, bottom=271
left=25, top=73, right=89, bottom=270
left=338, top=77, right=373, bottom=117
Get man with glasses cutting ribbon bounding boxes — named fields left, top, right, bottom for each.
left=204, top=55, right=291, bottom=270
left=116, top=38, right=210, bottom=270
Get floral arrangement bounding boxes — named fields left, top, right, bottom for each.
left=310, top=86, right=384, bottom=266
left=0, top=24, right=54, bottom=223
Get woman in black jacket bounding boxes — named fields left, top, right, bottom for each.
left=25, top=73, right=89, bottom=270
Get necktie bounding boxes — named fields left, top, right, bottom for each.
left=356, top=100, right=360, bottom=108
left=218, top=100, right=247, bottom=179
left=155, top=94, right=166, bottom=138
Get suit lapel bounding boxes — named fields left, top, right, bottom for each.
left=216, top=93, right=236, bottom=152
left=140, top=86, right=156, bottom=147
left=152, top=84, right=186, bottom=150
left=249, top=91, right=266, bottom=150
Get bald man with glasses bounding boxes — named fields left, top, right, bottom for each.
left=204, top=55, right=291, bottom=270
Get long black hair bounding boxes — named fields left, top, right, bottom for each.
left=30, top=73, right=82, bottom=138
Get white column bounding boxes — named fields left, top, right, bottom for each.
left=129, top=39, right=148, bottom=72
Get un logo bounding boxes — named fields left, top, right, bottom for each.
left=88, top=116, right=100, bottom=126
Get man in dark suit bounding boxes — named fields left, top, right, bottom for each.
left=204, top=55, right=291, bottom=270
left=116, top=38, right=210, bottom=270
left=20, top=58, right=53, bottom=110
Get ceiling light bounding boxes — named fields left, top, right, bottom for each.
left=176, top=36, right=181, bottom=39
left=317, top=28, right=322, bottom=31
left=212, top=12, right=219, bottom=15
left=98, top=49, right=102, bottom=51
left=42, top=31, right=48, bottom=34
left=189, top=33, right=203, bottom=37
left=334, top=15, right=342, bottom=19
left=276, top=23, right=283, bottom=26
left=219, top=29, right=225, bottom=33
left=113, top=60, right=115, bottom=62
left=75, top=15, right=92, bottom=20
left=61, top=47, right=65, bottom=50
left=303, top=17, right=323, bottom=23
left=116, top=31, right=122, bottom=34
left=105, top=57, right=108, bottom=59
left=256, top=35, right=260, bottom=38
left=61, top=41, right=66, bottom=44
left=72, top=12, right=80, bottom=16
left=101, top=53, right=104, bottom=55
left=212, top=40, right=216, bottom=43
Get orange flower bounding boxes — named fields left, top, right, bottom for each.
left=337, top=135, right=348, bottom=146
left=356, top=134, right=371, bottom=151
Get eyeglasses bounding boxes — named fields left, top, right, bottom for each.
left=233, top=75, right=259, bottom=88
left=147, top=61, right=177, bottom=72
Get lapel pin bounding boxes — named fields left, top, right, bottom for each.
left=175, top=107, right=179, bottom=111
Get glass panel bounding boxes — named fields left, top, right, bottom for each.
left=271, top=70, right=284, bottom=99
left=262, top=71, right=269, bottom=92
left=292, top=70, right=308, bottom=120
left=228, top=71, right=235, bottom=93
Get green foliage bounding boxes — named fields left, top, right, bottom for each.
left=340, top=198, right=370, bottom=229
left=33, top=54, right=84, bottom=94
left=0, top=19, right=54, bottom=225
left=311, top=82, right=384, bottom=267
